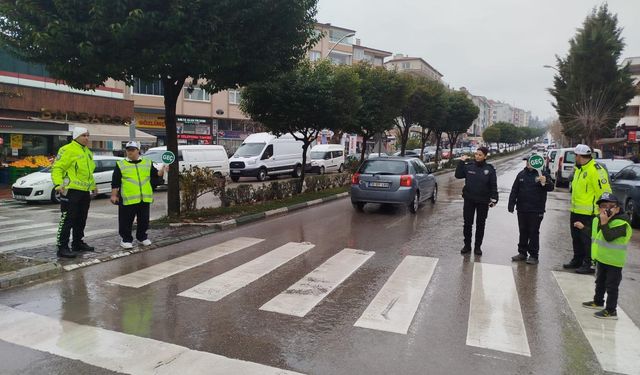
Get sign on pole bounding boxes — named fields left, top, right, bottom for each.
left=161, top=151, right=176, bottom=165
left=528, top=154, right=545, bottom=176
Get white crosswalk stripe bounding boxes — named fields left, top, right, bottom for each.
left=179, top=242, right=314, bottom=302
left=553, top=271, right=640, bottom=375
left=0, top=227, right=58, bottom=243
left=260, top=248, right=374, bottom=317
left=0, top=228, right=115, bottom=253
left=466, top=263, right=531, bottom=356
left=354, top=256, right=438, bottom=334
left=88, top=212, right=118, bottom=219
left=0, top=222, right=57, bottom=234
left=108, top=237, right=264, bottom=288
left=0, top=304, right=304, bottom=375
left=0, top=219, right=32, bottom=227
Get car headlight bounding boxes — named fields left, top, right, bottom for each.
left=247, top=159, right=256, bottom=165
left=311, top=161, right=318, bottom=166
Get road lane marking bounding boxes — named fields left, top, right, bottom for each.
left=0, top=219, right=32, bottom=227
left=0, top=222, right=57, bottom=234
left=466, top=263, right=531, bottom=356
left=354, top=256, right=438, bottom=334
left=260, top=248, right=374, bottom=317
left=179, top=242, right=314, bottom=302
left=0, top=228, right=115, bottom=253
left=0, top=304, right=304, bottom=375
left=88, top=212, right=118, bottom=219
left=0, top=227, right=58, bottom=243
left=108, top=237, right=264, bottom=288
left=553, top=271, right=640, bottom=374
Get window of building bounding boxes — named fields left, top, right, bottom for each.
left=374, top=57, right=383, bottom=66
left=329, top=29, right=354, bottom=45
left=132, top=78, right=164, bottom=96
left=309, top=51, right=322, bottom=62
left=328, top=52, right=351, bottom=66
left=401, top=62, right=411, bottom=69
left=354, top=49, right=365, bottom=60
left=183, top=86, right=211, bottom=101
left=229, top=90, right=242, bottom=105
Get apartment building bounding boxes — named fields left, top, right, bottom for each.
left=383, top=54, right=443, bottom=82
left=488, top=101, right=514, bottom=125
left=618, top=57, right=640, bottom=142
left=462, top=90, right=490, bottom=136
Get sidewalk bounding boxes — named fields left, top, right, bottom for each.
left=0, top=184, right=12, bottom=200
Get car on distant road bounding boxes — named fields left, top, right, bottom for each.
left=11, top=155, right=123, bottom=203
left=350, top=156, right=437, bottom=213
left=610, top=164, right=640, bottom=227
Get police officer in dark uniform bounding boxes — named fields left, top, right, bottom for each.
left=455, top=146, right=498, bottom=255
left=508, top=154, right=554, bottom=265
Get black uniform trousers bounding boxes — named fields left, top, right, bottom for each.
left=57, top=189, right=91, bottom=249
left=570, top=212, right=594, bottom=265
left=517, top=212, right=544, bottom=259
left=594, top=261, right=623, bottom=312
left=118, top=202, right=150, bottom=243
left=463, top=199, right=489, bottom=249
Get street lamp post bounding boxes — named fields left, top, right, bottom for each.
left=325, top=32, right=355, bottom=59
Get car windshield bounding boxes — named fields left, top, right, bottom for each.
left=143, top=151, right=164, bottom=163
left=360, top=160, right=407, bottom=175
left=233, top=143, right=266, bottom=157
left=37, top=167, right=51, bottom=173
left=311, top=151, right=328, bottom=160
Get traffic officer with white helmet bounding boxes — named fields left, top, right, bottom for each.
left=564, top=144, right=611, bottom=274
left=110, top=141, right=167, bottom=249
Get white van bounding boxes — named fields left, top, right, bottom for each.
left=229, top=132, right=307, bottom=182
left=144, top=145, right=229, bottom=184
left=308, top=144, right=345, bottom=174
left=550, top=147, right=602, bottom=187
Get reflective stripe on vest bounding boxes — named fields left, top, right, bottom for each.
left=590, top=218, right=631, bottom=268
left=117, top=159, right=153, bottom=206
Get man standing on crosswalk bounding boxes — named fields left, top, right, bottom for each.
left=51, top=126, right=97, bottom=258
left=110, top=141, right=166, bottom=249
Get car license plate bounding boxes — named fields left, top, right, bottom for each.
left=231, top=170, right=240, bottom=174
left=14, top=195, right=26, bottom=200
left=369, top=181, right=389, bottom=188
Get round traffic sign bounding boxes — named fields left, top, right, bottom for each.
left=528, top=154, right=544, bottom=170
left=161, top=151, right=176, bottom=165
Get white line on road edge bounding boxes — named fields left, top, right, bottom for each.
left=108, top=237, right=264, bottom=288
left=0, top=228, right=115, bottom=254
left=260, top=248, right=374, bottom=317
left=0, top=219, right=32, bottom=227
left=466, top=263, right=531, bottom=357
left=0, top=304, right=304, bottom=375
left=553, top=271, right=640, bottom=375
left=179, top=242, right=315, bottom=302
left=354, top=256, right=438, bottom=334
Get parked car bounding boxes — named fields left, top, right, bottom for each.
left=595, top=158, right=634, bottom=178
left=350, top=157, right=437, bottom=213
left=308, top=144, right=345, bottom=174
left=229, top=133, right=307, bottom=182
left=367, top=152, right=389, bottom=159
left=144, top=145, right=230, bottom=184
left=11, top=155, right=123, bottom=203
left=610, top=164, right=640, bottom=227
left=392, top=150, right=420, bottom=157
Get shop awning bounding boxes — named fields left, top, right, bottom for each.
left=68, top=122, right=156, bottom=142
left=595, top=138, right=626, bottom=145
left=0, top=117, right=70, bottom=136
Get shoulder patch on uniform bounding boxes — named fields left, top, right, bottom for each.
left=484, top=170, right=489, bottom=175
left=601, top=178, right=608, bottom=184
left=594, top=163, right=602, bottom=169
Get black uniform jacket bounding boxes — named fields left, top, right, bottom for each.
left=508, top=167, right=554, bottom=213
left=455, top=160, right=498, bottom=204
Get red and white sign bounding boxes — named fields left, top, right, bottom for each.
left=628, top=131, right=637, bottom=142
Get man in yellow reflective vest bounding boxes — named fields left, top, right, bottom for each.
left=51, top=126, right=97, bottom=258
left=564, top=144, right=611, bottom=274
left=574, top=193, right=631, bottom=320
left=110, top=141, right=166, bottom=249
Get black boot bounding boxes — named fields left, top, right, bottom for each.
left=460, top=245, right=472, bottom=255
left=474, top=247, right=483, bottom=256
left=563, top=259, right=581, bottom=269
left=73, top=242, right=95, bottom=252
left=575, top=262, right=595, bottom=274
left=57, top=246, right=77, bottom=259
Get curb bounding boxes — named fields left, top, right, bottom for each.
left=0, top=191, right=350, bottom=290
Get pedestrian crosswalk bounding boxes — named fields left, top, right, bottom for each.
left=5, top=236, right=640, bottom=375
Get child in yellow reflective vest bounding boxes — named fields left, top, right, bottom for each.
left=574, top=192, right=632, bottom=320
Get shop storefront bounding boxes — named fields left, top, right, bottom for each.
left=0, top=118, right=69, bottom=163
left=177, top=116, right=213, bottom=145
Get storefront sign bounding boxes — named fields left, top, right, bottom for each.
left=628, top=131, right=637, bottom=142
left=217, top=130, right=248, bottom=140
left=10, top=134, right=22, bottom=149
left=177, top=134, right=212, bottom=141
left=136, top=113, right=165, bottom=129
left=40, top=108, right=131, bottom=125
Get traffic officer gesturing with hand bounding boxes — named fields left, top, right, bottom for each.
left=564, top=144, right=611, bottom=274
left=455, top=146, right=498, bottom=256
left=51, top=126, right=97, bottom=258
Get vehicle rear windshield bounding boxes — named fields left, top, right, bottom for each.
left=234, top=143, right=265, bottom=157
left=360, top=160, right=407, bottom=175
left=564, top=152, right=576, bottom=164
left=143, top=151, right=164, bottom=163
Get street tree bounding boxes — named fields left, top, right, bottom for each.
left=0, top=0, right=319, bottom=216
left=241, top=60, right=360, bottom=192
left=350, top=64, right=406, bottom=162
left=417, top=79, right=447, bottom=161
left=493, top=122, right=519, bottom=147
left=482, top=125, right=501, bottom=145
left=548, top=4, right=636, bottom=146
left=395, top=75, right=426, bottom=156
left=443, top=90, right=479, bottom=159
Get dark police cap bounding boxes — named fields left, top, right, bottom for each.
left=596, top=192, right=620, bottom=205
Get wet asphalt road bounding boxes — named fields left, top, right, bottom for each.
left=1, top=154, right=639, bottom=375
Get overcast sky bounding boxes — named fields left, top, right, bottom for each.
left=317, top=0, right=640, bottom=121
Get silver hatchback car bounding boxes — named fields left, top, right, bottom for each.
left=351, top=157, right=437, bottom=213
